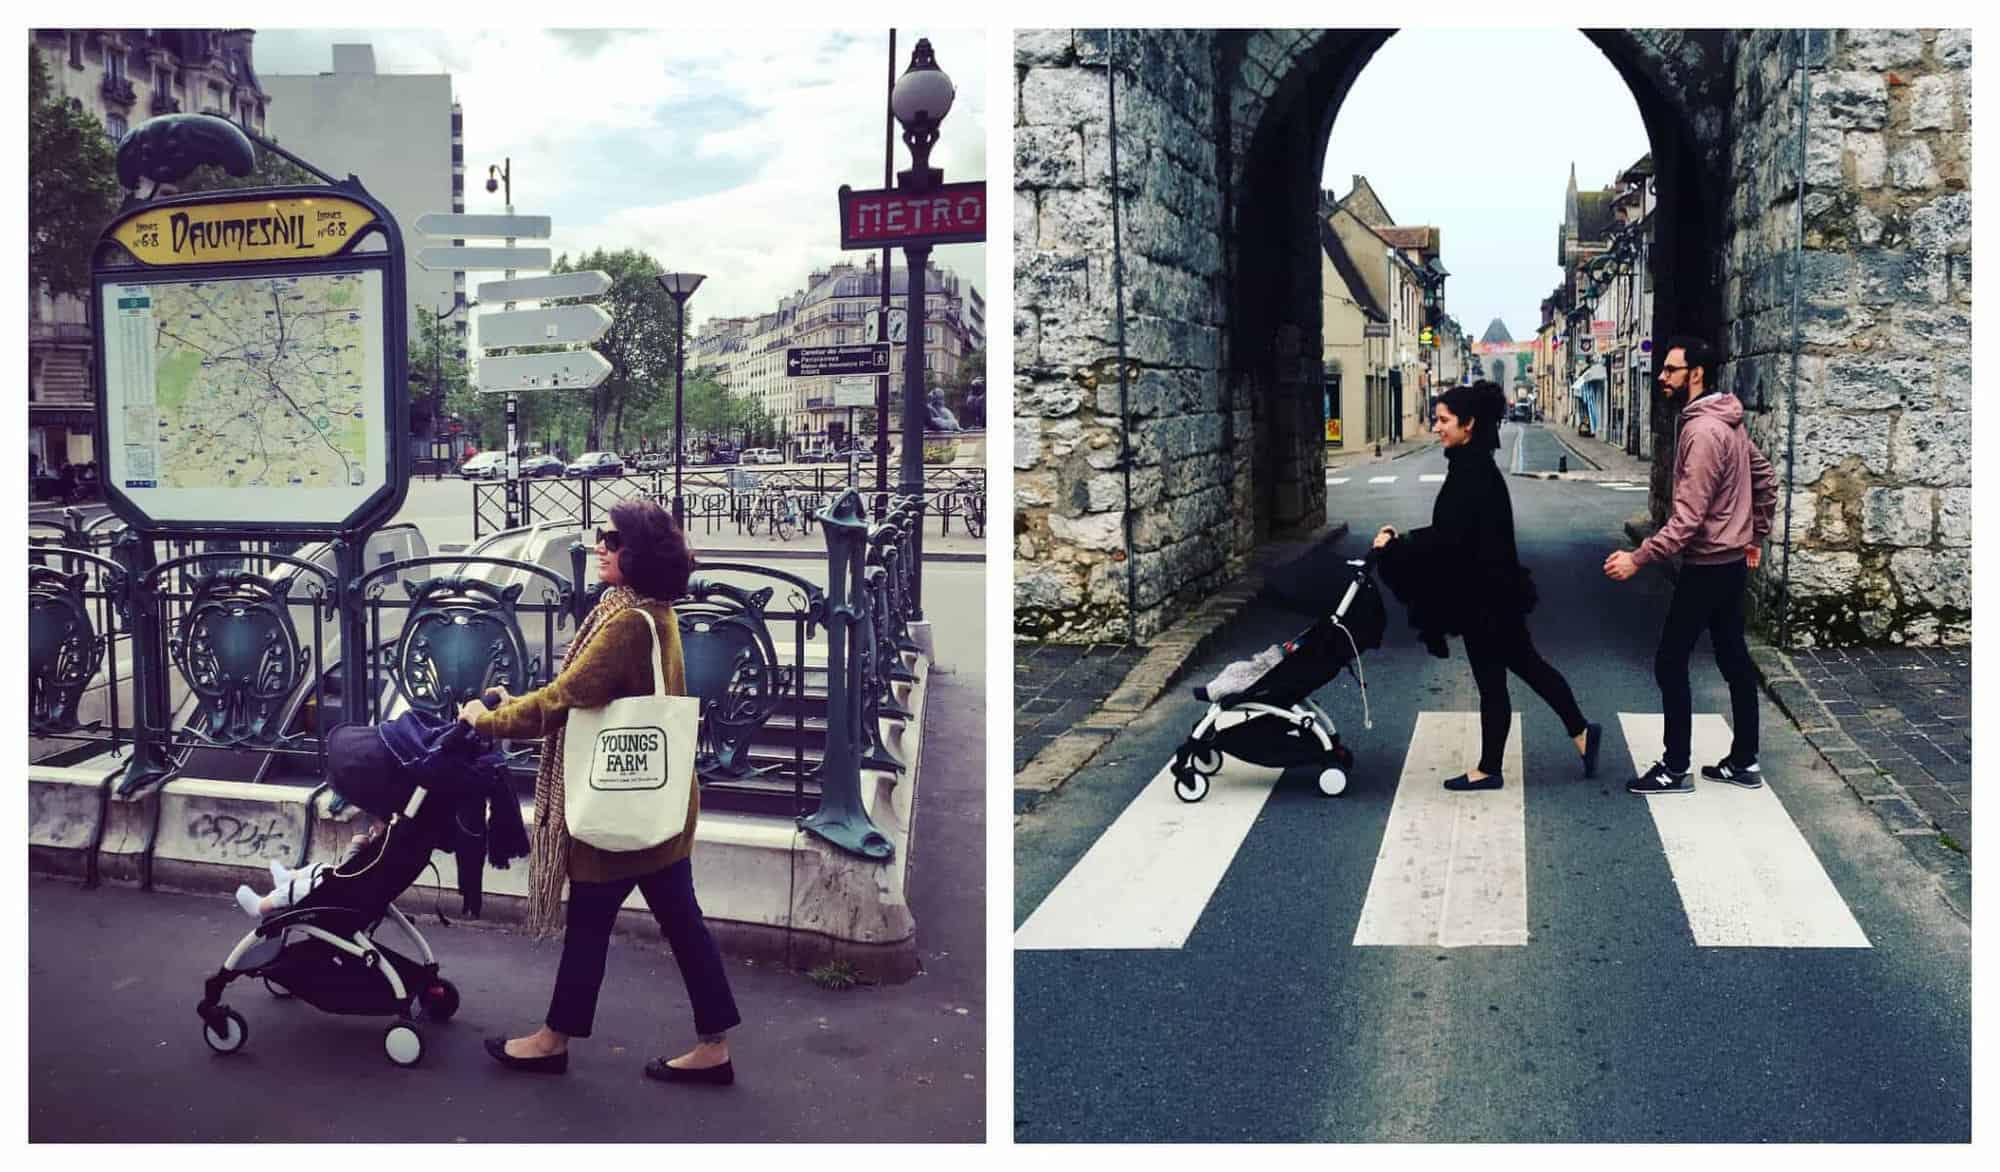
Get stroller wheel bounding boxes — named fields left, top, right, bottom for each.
left=1188, top=747, right=1223, bottom=775
left=420, top=978, right=461, bottom=1022
left=1172, top=770, right=1210, bottom=803
left=1317, top=767, right=1349, bottom=797
left=263, top=978, right=293, bottom=999
left=384, top=1019, right=425, bottom=1067
left=203, top=1008, right=249, bottom=1055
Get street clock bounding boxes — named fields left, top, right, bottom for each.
left=864, top=307, right=909, bottom=345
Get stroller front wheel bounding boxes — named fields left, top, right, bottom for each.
left=1188, top=747, right=1223, bottom=775
left=420, top=978, right=460, bottom=1022
left=203, top=1008, right=248, bottom=1055
left=1172, top=770, right=1210, bottom=803
left=384, top=1019, right=425, bottom=1067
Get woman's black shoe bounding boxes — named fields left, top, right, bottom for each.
left=644, top=1056, right=735, bottom=1086
left=1442, top=772, right=1503, bottom=792
left=485, top=1035, right=568, bottom=1074
left=1582, top=722, right=1603, bottom=779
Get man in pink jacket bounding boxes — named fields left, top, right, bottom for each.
left=1604, top=336, right=1779, bottom=795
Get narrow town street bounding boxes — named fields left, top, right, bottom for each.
left=1012, top=424, right=1970, bottom=1143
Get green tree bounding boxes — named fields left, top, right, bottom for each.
left=28, top=47, right=121, bottom=299
left=543, top=249, right=681, bottom=450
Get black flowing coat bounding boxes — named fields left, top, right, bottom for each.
left=1375, top=444, right=1536, bottom=654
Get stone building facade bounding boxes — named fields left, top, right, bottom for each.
left=1014, top=28, right=1970, bottom=648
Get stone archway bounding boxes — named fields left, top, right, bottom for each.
left=1015, top=29, right=1970, bottom=646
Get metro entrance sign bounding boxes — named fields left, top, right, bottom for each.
left=788, top=344, right=891, bottom=378
left=836, top=181, right=986, bottom=250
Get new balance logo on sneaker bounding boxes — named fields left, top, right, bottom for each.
left=1627, top=761, right=1694, bottom=795
left=1701, top=757, right=1764, bottom=788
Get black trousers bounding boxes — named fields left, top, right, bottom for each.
left=1461, top=619, right=1588, bottom=776
left=1655, top=559, right=1758, bottom=772
left=545, top=858, right=742, bottom=1040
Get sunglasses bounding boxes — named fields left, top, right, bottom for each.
left=594, top=527, right=623, bottom=552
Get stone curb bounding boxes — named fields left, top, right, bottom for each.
left=1747, top=642, right=1969, bottom=921
left=1011, top=523, right=1348, bottom=814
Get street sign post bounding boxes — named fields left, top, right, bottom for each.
left=836, top=181, right=986, bottom=249
left=476, top=271, right=612, bottom=302
left=416, top=246, right=554, bottom=272
left=413, top=212, right=552, bottom=239
left=476, top=350, right=612, bottom=392
left=476, top=304, right=612, bottom=349
left=787, top=344, right=891, bottom=378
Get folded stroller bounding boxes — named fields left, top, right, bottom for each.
left=196, top=695, right=520, bottom=1067
left=1169, top=556, right=1385, bottom=803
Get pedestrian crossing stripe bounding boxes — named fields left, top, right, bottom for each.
left=1328, top=477, right=1351, bottom=485
left=1599, top=482, right=1650, bottom=492
left=1619, top=713, right=1870, bottom=948
left=1016, top=711, right=1870, bottom=952
left=1353, top=712, right=1526, bottom=947
left=1368, top=475, right=1396, bottom=484
left=1418, top=473, right=1446, bottom=483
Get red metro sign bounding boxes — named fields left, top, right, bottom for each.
left=837, top=182, right=986, bottom=250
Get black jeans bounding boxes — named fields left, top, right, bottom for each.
left=1654, top=558, right=1758, bottom=772
left=1461, top=619, right=1589, bottom=776
left=545, top=858, right=741, bottom=1040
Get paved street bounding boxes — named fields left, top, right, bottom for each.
left=1013, top=433, right=1971, bottom=1142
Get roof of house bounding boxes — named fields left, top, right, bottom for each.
left=1574, top=190, right=1617, bottom=243
left=1320, top=217, right=1389, bottom=322
left=1338, top=175, right=1396, bottom=228
left=1480, top=318, right=1514, bottom=344
left=1377, top=225, right=1438, bottom=254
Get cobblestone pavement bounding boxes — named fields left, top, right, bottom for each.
left=1013, top=643, right=1148, bottom=772
left=1753, top=643, right=1972, bottom=917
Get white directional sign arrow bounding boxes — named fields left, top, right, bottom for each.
left=416, top=246, right=553, bottom=272
left=479, top=305, right=614, bottom=349
left=476, top=271, right=613, bottom=303
left=414, top=212, right=553, bottom=239
left=477, top=349, right=613, bottom=392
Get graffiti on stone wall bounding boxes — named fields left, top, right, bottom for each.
left=186, top=812, right=291, bottom=861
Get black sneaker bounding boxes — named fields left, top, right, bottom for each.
left=1627, top=761, right=1693, bottom=795
left=1700, top=757, right=1764, bottom=788
left=1580, top=722, right=1603, bottom=779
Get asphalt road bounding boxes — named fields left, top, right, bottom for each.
left=1013, top=431, right=1971, bottom=1142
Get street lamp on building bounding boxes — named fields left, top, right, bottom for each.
left=655, top=271, right=706, bottom=528
left=888, top=37, right=956, bottom=618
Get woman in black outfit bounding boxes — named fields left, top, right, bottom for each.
left=1372, top=381, right=1602, bottom=791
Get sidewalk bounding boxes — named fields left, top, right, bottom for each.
left=1323, top=433, right=1436, bottom=472
left=1522, top=420, right=1655, bottom=482
left=1752, top=642, right=1972, bottom=917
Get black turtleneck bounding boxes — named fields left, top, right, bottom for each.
left=1378, top=441, right=1531, bottom=635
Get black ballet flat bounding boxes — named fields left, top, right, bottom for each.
left=1443, top=773, right=1504, bottom=792
left=644, top=1056, right=735, bottom=1086
left=1581, top=722, right=1604, bottom=779
left=485, top=1035, right=568, bottom=1074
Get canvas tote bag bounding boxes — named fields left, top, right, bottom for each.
left=562, top=610, right=699, bottom=852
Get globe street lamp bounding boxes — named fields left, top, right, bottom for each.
left=656, top=271, right=706, bottom=527
left=889, top=38, right=955, bottom=618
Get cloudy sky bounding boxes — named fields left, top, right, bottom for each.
left=1322, top=29, right=1650, bottom=342
left=250, top=27, right=987, bottom=328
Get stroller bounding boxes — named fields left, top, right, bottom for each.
left=1169, top=555, right=1386, bottom=803
left=196, top=695, right=521, bottom=1067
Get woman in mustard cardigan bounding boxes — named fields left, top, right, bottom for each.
left=464, top=499, right=739, bottom=1086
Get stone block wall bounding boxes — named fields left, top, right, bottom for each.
left=1015, top=30, right=1246, bottom=641
left=1725, top=29, right=1971, bottom=646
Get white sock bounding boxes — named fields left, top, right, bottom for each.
left=269, top=859, right=292, bottom=886
left=235, top=885, right=264, bottom=918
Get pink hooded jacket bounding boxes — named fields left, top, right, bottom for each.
left=1632, top=390, right=1779, bottom=569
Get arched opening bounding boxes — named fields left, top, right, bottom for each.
left=1229, top=30, right=1727, bottom=549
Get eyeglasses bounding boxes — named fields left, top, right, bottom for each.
left=594, top=527, right=623, bottom=552
left=1658, top=364, right=1690, bottom=374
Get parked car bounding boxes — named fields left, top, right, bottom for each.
left=566, top=451, right=624, bottom=478
left=795, top=449, right=827, bottom=464
left=1509, top=402, right=1534, bottom=422
left=459, top=451, right=506, bottom=480
left=633, top=451, right=673, bottom=472
left=519, top=455, right=566, bottom=478
left=741, top=448, right=784, bottom=465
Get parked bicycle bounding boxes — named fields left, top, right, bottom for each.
left=744, top=489, right=804, bottom=541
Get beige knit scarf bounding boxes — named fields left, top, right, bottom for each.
left=523, top=584, right=651, bottom=938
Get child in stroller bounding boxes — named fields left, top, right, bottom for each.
left=196, top=694, right=528, bottom=1067
left=1169, top=555, right=1386, bottom=803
